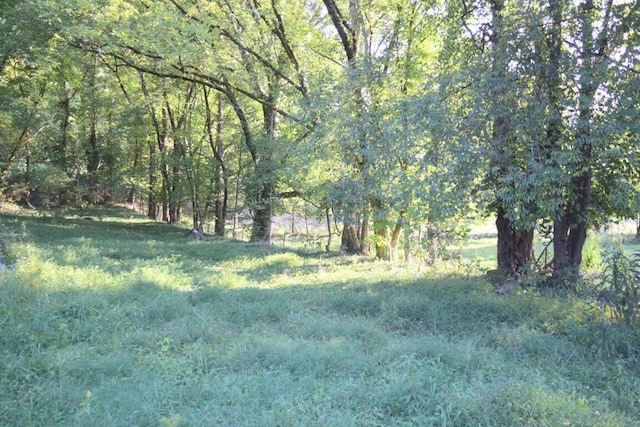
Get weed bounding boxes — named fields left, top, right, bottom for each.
left=598, top=246, right=640, bottom=325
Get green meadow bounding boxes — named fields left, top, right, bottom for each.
left=1, top=206, right=640, bottom=426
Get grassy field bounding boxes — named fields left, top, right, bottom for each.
left=1, top=206, right=640, bottom=426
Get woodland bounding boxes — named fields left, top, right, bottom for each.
left=3, top=1, right=640, bottom=425
left=1, top=0, right=639, bottom=284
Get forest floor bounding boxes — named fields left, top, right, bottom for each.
left=1, top=205, right=640, bottom=426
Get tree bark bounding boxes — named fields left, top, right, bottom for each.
left=325, top=207, right=332, bottom=252
left=147, top=134, right=159, bottom=220
left=359, top=206, right=371, bottom=255
left=425, top=220, right=438, bottom=265
left=403, top=223, right=413, bottom=264
left=127, top=139, right=141, bottom=205
left=250, top=179, right=274, bottom=243
left=496, top=209, right=534, bottom=277
left=390, top=215, right=404, bottom=262
left=374, top=221, right=390, bottom=260
left=341, top=223, right=361, bottom=253
left=213, top=93, right=228, bottom=236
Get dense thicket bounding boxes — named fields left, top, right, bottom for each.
left=1, top=0, right=638, bottom=284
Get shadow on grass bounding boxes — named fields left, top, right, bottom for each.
left=2, top=207, right=640, bottom=425
left=3, top=266, right=640, bottom=426
left=0, top=207, right=575, bottom=336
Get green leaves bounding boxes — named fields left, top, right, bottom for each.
left=1, top=0, right=637, bottom=260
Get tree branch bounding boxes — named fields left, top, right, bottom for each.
left=322, top=0, right=357, bottom=61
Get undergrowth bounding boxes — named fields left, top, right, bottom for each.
left=1, top=206, right=639, bottom=426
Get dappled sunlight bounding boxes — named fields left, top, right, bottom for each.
left=1, top=209, right=640, bottom=425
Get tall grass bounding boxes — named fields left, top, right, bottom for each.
left=1, top=206, right=639, bottom=426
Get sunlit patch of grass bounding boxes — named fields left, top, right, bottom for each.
left=455, top=236, right=496, bottom=262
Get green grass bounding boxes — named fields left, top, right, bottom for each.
left=1, top=206, right=640, bottom=426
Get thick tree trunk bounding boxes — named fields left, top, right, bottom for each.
left=249, top=99, right=278, bottom=242
left=496, top=209, right=534, bottom=278
left=169, top=206, right=181, bottom=224
left=214, top=184, right=228, bottom=236
left=552, top=178, right=590, bottom=284
left=203, top=88, right=228, bottom=236
left=341, top=223, right=361, bottom=254
left=550, top=0, right=599, bottom=285
left=374, top=221, right=390, bottom=260
left=140, top=72, right=168, bottom=222
left=359, top=206, right=371, bottom=255
left=390, top=216, right=403, bottom=262
left=250, top=179, right=274, bottom=243
left=552, top=214, right=571, bottom=283
left=372, top=199, right=390, bottom=260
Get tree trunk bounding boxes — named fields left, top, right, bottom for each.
left=496, top=209, right=534, bottom=278
left=359, top=206, right=371, bottom=255
left=341, top=223, right=361, bottom=254
left=325, top=207, right=332, bottom=252
left=372, top=199, right=390, bottom=260
left=551, top=214, right=571, bottom=283
left=57, top=83, right=72, bottom=171
left=86, top=56, right=101, bottom=204
left=203, top=88, right=228, bottom=236
left=214, top=178, right=228, bottom=236
left=552, top=179, right=590, bottom=285
left=213, top=93, right=227, bottom=236
left=87, top=117, right=101, bottom=203
left=390, top=216, right=403, bottom=262
left=140, top=72, right=167, bottom=221
left=374, top=221, right=390, bottom=260
left=147, top=137, right=159, bottom=220
left=250, top=178, right=274, bottom=242
left=425, top=219, right=438, bottom=265
left=249, top=98, right=279, bottom=242
left=169, top=206, right=181, bottom=224
left=224, top=83, right=277, bottom=243
left=550, top=0, right=601, bottom=285
left=127, top=139, right=141, bottom=205
left=403, top=223, right=413, bottom=264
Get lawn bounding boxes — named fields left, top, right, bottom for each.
left=1, top=206, right=639, bottom=426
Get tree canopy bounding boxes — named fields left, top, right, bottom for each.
left=1, top=0, right=638, bottom=284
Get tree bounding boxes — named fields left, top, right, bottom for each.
left=451, top=0, right=640, bottom=283
left=549, top=0, right=640, bottom=283
left=65, top=0, right=313, bottom=240
left=317, top=0, right=452, bottom=259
